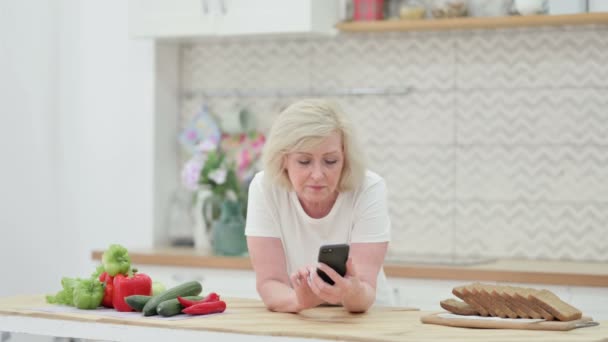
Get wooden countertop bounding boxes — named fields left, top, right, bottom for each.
left=91, top=248, right=608, bottom=287
left=1, top=295, right=606, bottom=341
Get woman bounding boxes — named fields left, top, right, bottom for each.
left=245, top=99, right=392, bottom=313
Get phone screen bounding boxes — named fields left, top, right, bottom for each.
left=316, top=244, right=349, bottom=285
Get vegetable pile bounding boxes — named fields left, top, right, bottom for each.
left=46, top=244, right=226, bottom=317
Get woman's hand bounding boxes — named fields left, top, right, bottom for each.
left=310, top=257, right=364, bottom=307
left=289, top=266, right=324, bottom=311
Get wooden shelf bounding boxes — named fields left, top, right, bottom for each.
left=336, top=12, right=608, bottom=33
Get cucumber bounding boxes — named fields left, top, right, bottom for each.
left=142, top=281, right=202, bottom=316
left=125, top=295, right=151, bottom=312
left=156, top=296, right=203, bottom=317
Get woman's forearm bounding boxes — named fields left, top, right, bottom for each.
left=341, top=281, right=376, bottom=313
left=258, top=280, right=300, bottom=313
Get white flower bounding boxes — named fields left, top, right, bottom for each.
left=225, top=190, right=238, bottom=202
left=197, top=139, right=217, bottom=154
left=208, top=168, right=227, bottom=185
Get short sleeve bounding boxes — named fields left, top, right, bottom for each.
left=245, top=173, right=281, bottom=238
left=350, top=177, right=391, bottom=243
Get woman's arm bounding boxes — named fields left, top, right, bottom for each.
left=247, top=236, right=296, bottom=312
left=248, top=236, right=324, bottom=312
left=341, top=241, right=388, bottom=312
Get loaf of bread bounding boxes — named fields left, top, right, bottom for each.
left=441, top=283, right=582, bottom=321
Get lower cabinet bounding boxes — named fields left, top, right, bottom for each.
left=388, top=278, right=481, bottom=311
left=569, top=285, right=608, bottom=321
left=143, top=265, right=259, bottom=299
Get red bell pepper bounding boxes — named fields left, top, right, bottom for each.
left=177, top=292, right=220, bottom=307
left=98, top=272, right=114, bottom=308
left=182, top=300, right=226, bottom=315
left=112, top=269, right=152, bottom=312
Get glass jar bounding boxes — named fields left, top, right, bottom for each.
left=469, top=0, right=512, bottom=17
left=399, top=0, right=427, bottom=20
left=384, top=0, right=401, bottom=20
left=430, top=0, right=469, bottom=18
left=513, top=0, right=547, bottom=15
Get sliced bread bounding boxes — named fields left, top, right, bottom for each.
left=528, top=289, right=582, bottom=322
left=440, top=298, right=479, bottom=316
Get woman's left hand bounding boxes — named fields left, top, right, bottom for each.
left=310, top=257, right=362, bottom=305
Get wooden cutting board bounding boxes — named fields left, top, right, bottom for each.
left=421, top=312, right=600, bottom=331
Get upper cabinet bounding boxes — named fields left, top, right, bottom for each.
left=129, top=0, right=340, bottom=39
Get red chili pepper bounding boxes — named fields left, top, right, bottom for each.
left=177, top=292, right=220, bottom=308
left=182, top=300, right=226, bottom=315
left=112, top=269, right=152, bottom=312
left=98, top=272, right=114, bottom=308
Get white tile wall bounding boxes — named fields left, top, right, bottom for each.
left=180, top=25, right=608, bottom=263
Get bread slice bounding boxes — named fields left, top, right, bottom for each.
left=453, top=285, right=489, bottom=316
left=492, top=285, right=528, bottom=318
left=501, top=285, right=541, bottom=319
left=514, top=288, right=555, bottom=321
left=528, top=289, right=582, bottom=322
left=470, top=283, right=508, bottom=317
left=440, top=298, right=478, bottom=316
left=479, top=284, right=518, bottom=318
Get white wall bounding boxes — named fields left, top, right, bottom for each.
left=0, top=0, right=156, bottom=296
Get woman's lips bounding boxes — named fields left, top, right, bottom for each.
left=309, top=185, right=325, bottom=191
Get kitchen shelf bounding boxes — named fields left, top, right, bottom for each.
left=336, top=12, right=608, bottom=33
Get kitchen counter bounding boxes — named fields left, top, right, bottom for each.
left=91, top=248, right=608, bottom=287
left=1, top=295, right=606, bottom=342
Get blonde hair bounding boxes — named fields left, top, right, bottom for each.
left=262, top=99, right=366, bottom=191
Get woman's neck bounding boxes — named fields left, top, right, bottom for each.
left=299, top=192, right=339, bottom=219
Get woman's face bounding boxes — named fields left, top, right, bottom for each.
left=284, top=132, right=344, bottom=205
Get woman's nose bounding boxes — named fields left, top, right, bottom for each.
left=310, top=163, right=323, bottom=179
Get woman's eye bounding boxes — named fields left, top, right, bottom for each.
left=298, top=160, right=310, bottom=165
left=325, top=160, right=338, bottom=165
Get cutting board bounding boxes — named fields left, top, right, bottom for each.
left=421, top=312, right=600, bottom=331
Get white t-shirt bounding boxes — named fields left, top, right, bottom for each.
left=245, top=170, right=394, bottom=306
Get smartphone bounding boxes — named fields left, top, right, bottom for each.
left=316, top=244, right=350, bottom=285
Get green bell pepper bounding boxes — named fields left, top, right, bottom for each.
left=102, top=244, right=131, bottom=276
left=72, top=278, right=104, bottom=309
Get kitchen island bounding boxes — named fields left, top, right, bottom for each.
left=0, top=295, right=606, bottom=342
left=89, top=248, right=608, bottom=321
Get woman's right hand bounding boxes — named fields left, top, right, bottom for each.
left=290, top=266, right=323, bottom=311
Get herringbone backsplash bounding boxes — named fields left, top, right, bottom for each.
left=180, top=25, right=608, bottom=262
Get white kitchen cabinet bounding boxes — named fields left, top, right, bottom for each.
left=569, top=286, right=608, bottom=321
left=389, top=277, right=608, bottom=320
left=129, top=0, right=339, bottom=39
left=144, top=265, right=259, bottom=299
left=129, top=0, right=217, bottom=38
left=389, top=278, right=486, bottom=311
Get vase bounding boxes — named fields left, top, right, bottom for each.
left=192, top=187, right=213, bottom=253
left=211, top=199, right=247, bottom=256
